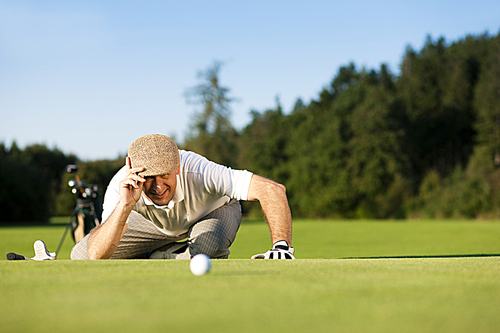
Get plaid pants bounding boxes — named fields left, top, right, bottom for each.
left=71, top=199, right=242, bottom=260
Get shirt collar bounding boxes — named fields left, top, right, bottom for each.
left=142, top=175, right=184, bottom=210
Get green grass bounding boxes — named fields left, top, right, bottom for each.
left=1, top=219, right=500, bottom=333
left=231, top=219, right=500, bottom=259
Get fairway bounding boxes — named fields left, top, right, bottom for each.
left=1, top=219, right=500, bottom=333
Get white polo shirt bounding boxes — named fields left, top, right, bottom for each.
left=101, top=150, right=254, bottom=236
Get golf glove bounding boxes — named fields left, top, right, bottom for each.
left=251, top=240, right=295, bottom=259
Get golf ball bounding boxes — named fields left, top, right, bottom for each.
left=190, top=254, right=212, bottom=276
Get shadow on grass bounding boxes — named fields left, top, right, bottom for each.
left=0, top=222, right=70, bottom=228
left=0, top=217, right=72, bottom=228
left=241, top=219, right=267, bottom=225
left=344, top=254, right=500, bottom=259
left=212, top=270, right=279, bottom=276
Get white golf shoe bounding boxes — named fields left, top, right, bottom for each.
left=33, top=240, right=56, bottom=261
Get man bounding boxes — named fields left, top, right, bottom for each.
left=71, top=134, right=295, bottom=260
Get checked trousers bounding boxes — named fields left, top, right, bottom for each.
left=71, top=199, right=242, bottom=260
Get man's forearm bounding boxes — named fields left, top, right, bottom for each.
left=87, top=203, right=131, bottom=259
left=261, top=185, right=292, bottom=245
left=248, top=175, right=292, bottom=245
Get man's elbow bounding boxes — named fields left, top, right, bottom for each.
left=269, top=180, right=286, bottom=195
left=87, top=247, right=103, bottom=260
left=248, top=174, right=287, bottom=201
left=88, top=251, right=101, bottom=260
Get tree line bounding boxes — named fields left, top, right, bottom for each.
left=185, top=32, right=500, bottom=219
left=1, top=31, right=499, bottom=222
left=0, top=142, right=125, bottom=222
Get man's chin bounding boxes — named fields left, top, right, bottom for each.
left=152, top=199, right=170, bottom=206
left=146, top=194, right=171, bottom=207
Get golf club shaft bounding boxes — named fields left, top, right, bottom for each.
left=56, top=220, right=73, bottom=255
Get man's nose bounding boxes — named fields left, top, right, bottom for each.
left=153, top=176, right=164, bottom=189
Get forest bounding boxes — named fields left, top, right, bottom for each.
left=1, top=32, right=499, bottom=222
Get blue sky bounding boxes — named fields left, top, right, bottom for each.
left=1, top=0, right=499, bottom=160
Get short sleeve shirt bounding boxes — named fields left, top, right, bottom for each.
left=101, top=150, right=253, bottom=236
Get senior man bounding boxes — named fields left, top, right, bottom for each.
left=71, top=134, right=295, bottom=260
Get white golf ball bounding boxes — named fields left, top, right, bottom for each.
left=190, top=254, right=212, bottom=276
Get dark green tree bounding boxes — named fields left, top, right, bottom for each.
left=473, top=33, right=500, bottom=169
left=401, top=32, right=497, bottom=218
left=344, top=67, right=409, bottom=218
left=0, top=143, right=76, bottom=222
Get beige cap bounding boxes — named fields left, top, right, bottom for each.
left=128, top=134, right=180, bottom=177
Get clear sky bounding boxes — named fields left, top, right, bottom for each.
left=1, top=0, right=499, bottom=161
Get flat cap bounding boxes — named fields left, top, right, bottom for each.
left=128, top=134, right=180, bottom=177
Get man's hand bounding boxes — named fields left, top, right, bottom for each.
left=251, top=240, right=295, bottom=259
left=119, top=157, right=145, bottom=208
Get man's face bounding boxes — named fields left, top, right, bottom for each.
left=143, top=165, right=180, bottom=206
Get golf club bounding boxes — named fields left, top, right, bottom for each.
left=6, top=240, right=56, bottom=261
left=6, top=252, right=30, bottom=260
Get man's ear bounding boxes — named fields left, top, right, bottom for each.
left=175, top=164, right=180, bottom=175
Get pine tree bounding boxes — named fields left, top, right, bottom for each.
left=184, top=61, right=239, bottom=167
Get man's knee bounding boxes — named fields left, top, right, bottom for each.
left=188, top=201, right=242, bottom=259
left=189, top=230, right=231, bottom=259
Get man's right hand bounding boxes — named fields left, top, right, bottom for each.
left=251, top=240, right=295, bottom=259
left=119, top=157, right=146, bottom=208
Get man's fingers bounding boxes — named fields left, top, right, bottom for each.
left=125, top=157, right=132, bottom=170
left=125, top=157, right=145, bottom=175
left=128, top=168, right=146, bottom=177
left=128, top=172, right=146, bottom=183
left=122, top=174, right=145, bottom=188
left=121, top=178, right=140, bottom=189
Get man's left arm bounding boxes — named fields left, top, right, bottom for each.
left=247, top=174, right=294, bottom=259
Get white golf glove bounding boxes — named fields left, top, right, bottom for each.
left=251, top=240, right=295, bottom=259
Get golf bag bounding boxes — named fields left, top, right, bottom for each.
left=69, top=182, right=102, bottom=243
left=56, top=165, right=102, bottom=255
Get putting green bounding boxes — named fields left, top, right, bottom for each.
left=1, top=219, right=500, bottom=332
left=1, top=258, right=499, bottom=333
